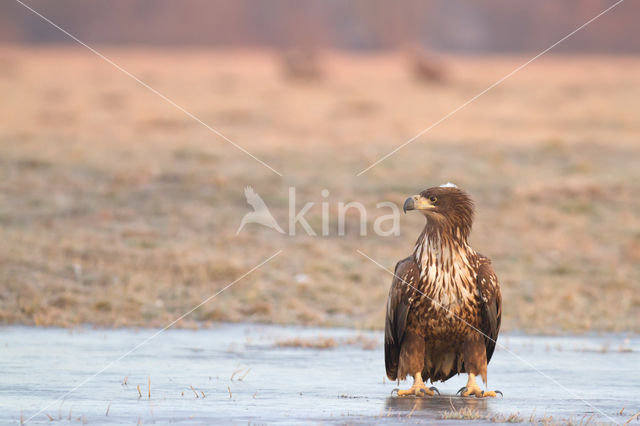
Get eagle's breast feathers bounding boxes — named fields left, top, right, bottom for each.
left=407, top=232, right=482, bottom=342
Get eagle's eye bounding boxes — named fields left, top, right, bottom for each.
left=429, top=196, right=437, bottom=203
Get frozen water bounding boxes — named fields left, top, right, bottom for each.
left=1, top=324, right=638, bottom=424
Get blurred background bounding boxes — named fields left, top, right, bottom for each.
left=1, top=0, right=639, bottom=52
left=0, top=0, right=638, bottom=333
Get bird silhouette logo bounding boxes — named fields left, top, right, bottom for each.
left=236, top=186, right=285, bottom=235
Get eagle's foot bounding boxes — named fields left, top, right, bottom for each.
left=457, top=373, right=502, bottom=398
left=391, top=372, right=439, bottom=397
left=392, top=385, right=439, bottom=397
left=456, top=386, right=503, bottom=398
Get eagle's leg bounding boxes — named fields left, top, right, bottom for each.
left=392, top=332, right=438, bottom=397
left=458, top=337, right=502, bottom=398
left=393, top=372, right=438, bottom=397
left=456, top=373, right=502, bottom=398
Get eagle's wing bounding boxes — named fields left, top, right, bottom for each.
left=244, top=186, right=267, bottom=211
left=476, top=255, right=502, bottom=364
left=385, top=256, right=419, bottom=380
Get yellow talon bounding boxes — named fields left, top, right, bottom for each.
left=456, top=373, right=502, bottom=398
left=392, top=372, right=439, bottom=397
left=394, top=385, right=435, bottom=397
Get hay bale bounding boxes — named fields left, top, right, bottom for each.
left=280, top=49, right=323, bottom=81
left=408, top=48, right=448, bottom=83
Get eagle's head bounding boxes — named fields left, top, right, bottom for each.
left=403, top=183, right=474, bottom=238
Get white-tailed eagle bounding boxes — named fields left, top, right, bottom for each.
left=385, top=184, right=502, bottom=398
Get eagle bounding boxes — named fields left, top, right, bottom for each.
left=385, top=183, right=502, bottom=398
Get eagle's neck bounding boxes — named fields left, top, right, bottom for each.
left=413, top=223, right=470, bottom=263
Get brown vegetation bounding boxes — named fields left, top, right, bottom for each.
left=0, top=48, right=639, bottom=333
left=274, top=334, right=378, bottom=350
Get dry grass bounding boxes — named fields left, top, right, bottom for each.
left=440, top=405, right=607, bottom=425
left=624, top=412, right=640, bottom=425
left=440, top=406, right=485, bottom=420
left=275, top=336, right=338, bottom=349
left=0, top=47, right=639, bottom=333
left=275, top=333, right=378, bottom=350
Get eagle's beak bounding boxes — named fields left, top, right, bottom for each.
left=404, top=195, right=434, bottom=213
left=403, top=196, right=415, bottom=213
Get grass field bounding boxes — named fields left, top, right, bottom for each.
left=1, top=47, right=639, bottom=332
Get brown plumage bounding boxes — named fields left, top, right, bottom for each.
left=385, top=184, right=502, bottom=397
